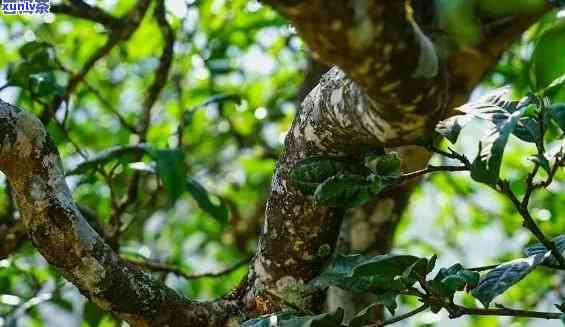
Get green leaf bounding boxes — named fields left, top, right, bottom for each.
left=470, top=106, right=526, bottom=185
left=531, top=21, right=565, bottom=91
left=513, top=117, right=541, bottom=143
left=550, top=103, right=565, bottom=131
left=310, top=254, right=374, bottom=293
left=290, top=156, right=370, bottom=194
left=435, top=0, right=482, bottom=47
left=471, top=253, right=549, bottom=308
left=435, top=114, right=473, bottom=144
left=365, top=152, right=401, bottom=177
left=428, top=264, right=478, bottom=300
left=435, top=87, right=516, bottom=144
left=186, top=177, right=229, bottom=223
left=523, top=235, right=565, bottom=267
left=29, top=72, right=63, bottom=97
left=152, top=149, right=187, bottom=204
left=83, top=302, right=105, bottom=327
left=543, top=74, right=565, bottom=97
left=313, top=174, right=372, bottom=208
left=352, top=254, right=425, bottom=290
left=19, top=41, right=51, bottom=61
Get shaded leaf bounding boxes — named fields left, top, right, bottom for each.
left=435, top=114, right=473, bottom=144
left=352, top=254, right=424, bottom=290
left=550, top=103, right=565, bottom=131
left=152, top=149, right=187, bottom=204
left=83, top=302, right=105, bottom=327
left=365, top=152, right=401, bottom=177
left=310, top=254, right=374, bottom=293
left=513, top=117, right=541, bottom=143
left=543, top=74, right=565, bottom=97
left=436, top=87, right=517, bottom=144
left=314, top=174, right=372, bottom=208
left=531, top=21, right=565, bottom=91
left=471, top=253, right=549, bottom=308
left=186, top=177, right=229, bottom=223
left=470, top=106, right=526, bottom=185
left=291, top=157, right=370, bottom=194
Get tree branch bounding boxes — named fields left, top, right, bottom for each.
left=51, top=1, right=119, bottom=28
left=0, top=100, right=240, bottom=326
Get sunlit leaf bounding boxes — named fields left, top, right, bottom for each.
left=471, top=253, right=549, bottom=308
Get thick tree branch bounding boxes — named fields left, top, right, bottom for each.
left=244, top=0, right=552, bottom=316
left=0, top=101, right=240, bottom=326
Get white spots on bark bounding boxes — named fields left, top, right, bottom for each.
left=73, top=256, right=106, bottom=293
left=29, top=176, right=50, bottom=211
left=357, top=103, right=397, bottom=142
left=13, top=109, right=46, bottom=159
left=252, top=256, right=272, bottom=291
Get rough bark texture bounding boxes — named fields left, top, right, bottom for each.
left=243, top=0, right=548, bottom=317
left=0, top=102, right=240, bottom=327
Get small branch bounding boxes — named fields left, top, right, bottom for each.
left=138, top=0, right=175, bottom=140
left=499, top=180, right=565, bottom=268
left=428, top=146, right=471, bottom=168
left=450, top=304, right=562, bottom=320
left=372, top=304, right=429, bottom=326
left=51, top=1, right=119, bottom=28
left=126, top=256, right=251, bottom=280
left=467, top=264, right=500, bottom=272
left=401, top=165, right=468, bottom=180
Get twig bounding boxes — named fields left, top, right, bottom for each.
left=401, top=165, right=468, bottom=180
left=51, top=0, right=119, bottom=28
left=449, top=304, right=561, bottom=320
left=126, top=256, right=250, bottom=280
left=467, top=264, right=500, bottom=272
left=499, top=180, right=565, bottom=267
left=371, top=304, right=429, bottom=326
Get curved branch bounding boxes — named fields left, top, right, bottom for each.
left=0, top=100, right=240, bottom=326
